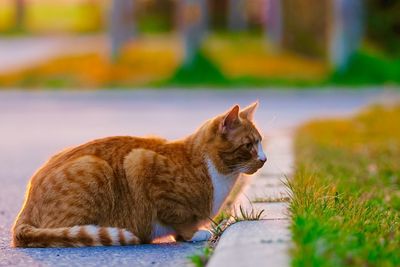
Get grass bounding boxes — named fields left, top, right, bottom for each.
left=290, top=104, right=400, bottom=266
left=204, top=33, right=328, bottom=82
left=0, top=36, right=181, bottom=88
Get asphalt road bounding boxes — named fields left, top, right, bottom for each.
left=0, top=89, right=398, bottom=267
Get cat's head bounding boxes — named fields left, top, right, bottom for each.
left=205, top=102, right=266, bottom=175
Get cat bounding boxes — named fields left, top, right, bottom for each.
left=12, top=102, right=266, bottom=247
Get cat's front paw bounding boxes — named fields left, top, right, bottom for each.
left=190, top=230, right=212, bottom=242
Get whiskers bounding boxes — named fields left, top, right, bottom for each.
left=230, top=162, right=251, bottom=174
left=230, top=160, right=264, bottom=174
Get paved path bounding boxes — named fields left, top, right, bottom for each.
left=0, top=36, right=106, bottom=73
left=0, top=89, right=398, bottom=266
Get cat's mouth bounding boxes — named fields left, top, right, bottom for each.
left=241, top=160, right=266, bottom=174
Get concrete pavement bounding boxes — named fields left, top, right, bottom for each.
left=0, top=89, right=398, bottom=266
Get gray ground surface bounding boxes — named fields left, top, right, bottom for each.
left=0, top=231, right=204, bottom=267
left=0, top=89, right=398, bottom=266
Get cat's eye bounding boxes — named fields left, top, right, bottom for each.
left=245, top=142, right=253, bottom=150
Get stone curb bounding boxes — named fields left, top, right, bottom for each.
left=207, top=219, right=291, bottom=267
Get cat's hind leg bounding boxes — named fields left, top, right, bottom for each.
left=123, top=148, right=169, bottom=243
left=13, top=155, right=140, bottom=247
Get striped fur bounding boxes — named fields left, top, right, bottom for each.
left=13, top=224, right=139, bottom=247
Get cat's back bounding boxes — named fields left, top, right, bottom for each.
left=39, top=136, right=169, bottom=175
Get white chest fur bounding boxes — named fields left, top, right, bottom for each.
left=207, top=159, right=239, bottom=217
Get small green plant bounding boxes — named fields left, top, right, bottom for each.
left=209, top=214, right=228, bottom=237
left=231, top=205, right=265, bottom=222
left=208, top=213, right=232, bottom=246
left=189, top=246, right=214, bottom=267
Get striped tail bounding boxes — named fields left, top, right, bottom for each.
left=12, top=224, right=140, bottom=248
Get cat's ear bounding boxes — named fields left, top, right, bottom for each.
left=240, top=101, right=259, bottom=121
left=220, top=105, right=240, bottom=134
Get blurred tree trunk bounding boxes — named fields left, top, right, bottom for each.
left=329, top=0, right=363, bottom=71
left=181, top=0, right=208, bottom=66
left=228, top=0, right=247, bottom=31
left=15, top=0, right=25, bottom=31
left=208, top=0, right=228, bottom=31
left=158, top=0, right=175, bottom=32
left=137, top=0, right=175, bottom=32
left=281, top=0, right=329, bottom=58
left=109, top=0, right=135, bottom=61
left=265, top=0, right=282, bottom=48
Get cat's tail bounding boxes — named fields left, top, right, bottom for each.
left=12, top=223, right=140, bottom=248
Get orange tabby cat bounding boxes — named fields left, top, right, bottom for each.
left=12, top=102, right=266, bottom=247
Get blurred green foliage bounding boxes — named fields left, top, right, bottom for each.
left=164, top=49, right=321, bottom=87
left=329, top=51, right=400, bottom=85
left=137, top=15, right=172, bottom=33
left=167, top=51, right=229, bottom=86
left=366, top=0, right=400, bottom=57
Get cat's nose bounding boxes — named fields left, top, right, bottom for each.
left=258, top=155, right=267, bottom=163
left=256, top=142, right=266, bottom=164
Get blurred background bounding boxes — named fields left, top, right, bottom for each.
left=0, top=0, right=399, bottom=89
